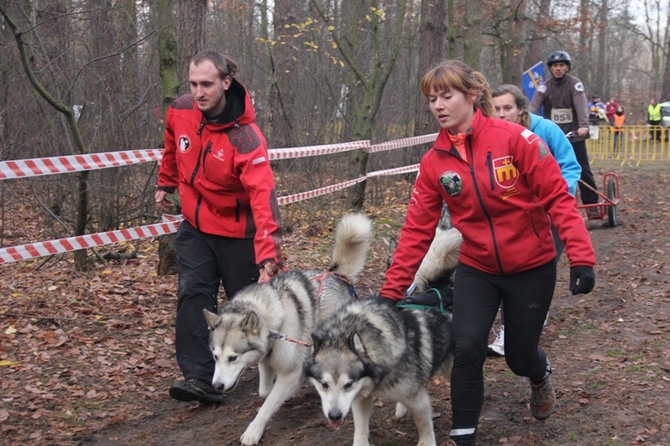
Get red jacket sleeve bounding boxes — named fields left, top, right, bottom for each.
left=380, top=165, right=444, bottom=301
left=514, top=129, right=596, bottom=268
left=157, top=112, right=179, bottom=191
left=235, top=126, right=283, bottom=267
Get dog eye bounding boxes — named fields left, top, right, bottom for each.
left=321, top=382, right=329, bottom=390
left=228, top=355, right=237, bottom=363
left=344, top=382, right=353, bottom=391
left=213, top=354, right=219, bottom=361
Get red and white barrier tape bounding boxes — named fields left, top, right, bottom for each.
left=0, top=220, right=180, bottom=264
left=0, top=138, right=430, bottom=264
left=0, top=149, right=164, bottom=180
left=366, top=164, right=419, bottom=177
left=367, top=133, right=437, bottom=153
left=277, top=177, right=366, bottom=206
left=269, top=140, right=369, bottom=160
left=0, top=141, right=372, bottom=179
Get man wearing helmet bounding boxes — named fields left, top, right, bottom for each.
left=529, top=51, right=600, bottom=215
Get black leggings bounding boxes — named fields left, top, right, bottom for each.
left=450, top=261, right=556, bottom=434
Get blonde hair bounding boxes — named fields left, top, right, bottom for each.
left=420, top=60, right=495, bottom=118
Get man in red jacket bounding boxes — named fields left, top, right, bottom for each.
left=155, top=50, right=283, bottom=404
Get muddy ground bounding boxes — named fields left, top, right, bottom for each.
left=1, top=163, right=669, bottom=446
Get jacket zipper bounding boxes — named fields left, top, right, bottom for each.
left=486, top=151, right=495, bottom=191
left=202, top=141, right=213, bottom=174
left=235, top=199, right=242, bottom=222
left=191, top=119, right=210, bottom=231
left=467, top=137, right=504, bottom=274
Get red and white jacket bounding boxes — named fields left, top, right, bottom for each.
left=382, top=109, right=596, bottom=300
left=157, top=79, right=282, bottom=268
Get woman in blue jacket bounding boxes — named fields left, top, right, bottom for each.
left=488, top=84, right=582, bottom=356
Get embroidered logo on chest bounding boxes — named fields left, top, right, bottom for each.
left=214, top=148, right=224, bottom=161
left=493, top=156, right=519, bottom=188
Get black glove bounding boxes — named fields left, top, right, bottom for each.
left=569, top=266, right=595, bottom=295
left=369, top=294, right=398, bottom=308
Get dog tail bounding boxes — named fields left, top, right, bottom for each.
left=329, top=213, right=372, bottom=283
left=414, top=226, right=462, bottom=292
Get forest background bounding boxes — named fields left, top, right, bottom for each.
left=1, top=0, right=670, bottom=263
left=1, top=2, right=670, bottom=445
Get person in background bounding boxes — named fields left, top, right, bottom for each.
left=487, top=84, right=582, bottom=357
left=529, top=50, right=600, bottom=218
left=647, top=98, right=662, bottom=142
left=380, top=60, right=596, bottom=445
left=605, top=97, right=619, bottom=121
left=610, top=105, right=626, bottom=154
left=587, top=94, right=607, bottom=124
left=155, top=49, right=283, bottom=404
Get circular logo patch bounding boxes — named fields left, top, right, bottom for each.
left=178, top=136, right=191, bottom=153
left=439, top=171, right=463, bottom=196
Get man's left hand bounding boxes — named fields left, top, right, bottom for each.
left=258, top=262, right=280, bottom=283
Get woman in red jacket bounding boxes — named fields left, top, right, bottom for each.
left=380, top=60, right=596, bottom=445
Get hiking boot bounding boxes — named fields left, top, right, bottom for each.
left=169, top=378, right=225, bottom=405
left=487, top=325, right=505, bottom=357
left=529, top=376, right=556, bottom=420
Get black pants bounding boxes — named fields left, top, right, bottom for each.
left=572, top=139, right=599, bottom=204
left=499, top=225, right=562, bottom=326
left=649, top=120, right=662, bottom=141
left=450, top=261, right=556, bottom=436
left=174, top=220, right=259, bottom=382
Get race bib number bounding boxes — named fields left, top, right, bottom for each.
left=551, top=108, right=573, bottom=124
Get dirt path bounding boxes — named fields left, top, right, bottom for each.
left=1, top=164, right=669, bottom=446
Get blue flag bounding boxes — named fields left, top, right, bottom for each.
left=522, top=61, right=544, bottom=115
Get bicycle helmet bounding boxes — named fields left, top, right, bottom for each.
left=547, top=50, right=571, bottom=67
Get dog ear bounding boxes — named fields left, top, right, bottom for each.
left=241, top=311, right=261, bottom=335
left=202, top=309, right=221, bottom=330
left=311, top=333, right=322, bottom=354
left=348, top=331, right=368, bottom=357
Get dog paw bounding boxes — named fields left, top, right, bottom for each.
left=239, top=423, right=264, bottom=445
left=395, top=402, right=408, bottom=419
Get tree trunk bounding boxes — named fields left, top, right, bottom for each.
left=177, top=0, right=207, bottom=86
left=595, top=0, right=608, bottom=97
left=411, top=0, right=445, bottom=164
left=505, top=0, right=528, bottom=85
left=311, top=0, right=408, bottom=210
left=526, top=0, right=551, bottom=68
left=662, top=0, right=670, bottom=100
left=156, top=0, right=181, bottom=275
left=269, top=0, right=307, bottom=149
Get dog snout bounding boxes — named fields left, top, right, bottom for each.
left=327, top=409, right=343, bottom=421
left=212, top=382, right=225, bottom=392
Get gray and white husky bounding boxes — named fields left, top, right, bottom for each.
left=305, top=300, right=454, bottom=446
left=306, top=219, right=460, bottom=446
left=202, top=213, right=372, bottom=446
